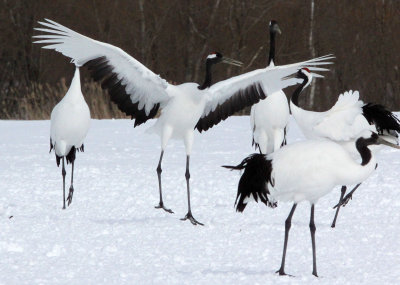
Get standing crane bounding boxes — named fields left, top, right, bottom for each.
left=50, top=67, right=90, bottom=209
left=250, top=20, right=289, bottom=154
left=224, top=130, right=400, bottom=277
left=34, top=19, right=333, bottom=225
left=289, top=68, right=400, bottom=227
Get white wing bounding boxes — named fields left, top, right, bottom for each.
left=196, top=55, right=334, bottom=132
left=313, top=90, right=370, bottom=141
left=34, top=19, right=171, bottom=126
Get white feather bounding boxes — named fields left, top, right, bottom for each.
left=268, top=140, right=376, bottom=203
left=291, top=90, right=372, bottom=141
left=50, top=68, right=90, bottom=156
left=34, top=19, right=171, bottom=116
left=203, top=55, right=334, bottom=119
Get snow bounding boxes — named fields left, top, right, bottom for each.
left=0, top=116, right=400, bottom=284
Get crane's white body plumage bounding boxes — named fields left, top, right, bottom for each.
left=268, top=140, right=376, bottom=204
left=250, top=89, right=289, bottom=154
left=50, top=68, right=90, bottom=157
left=146, top=83, right=207, bottom=154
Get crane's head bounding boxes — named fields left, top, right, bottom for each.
left=298, top=68, right=313, bottom=88
left=206, top=52, right=243, bottom=67
left=269, top=20, right=282, bottom=34
left=283, top=68, right=313, bottom=88
left=358, top=131, right=400, bottom=149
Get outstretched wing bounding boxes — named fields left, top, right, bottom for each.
left=313, top=90, right=369, bottom=141
left=33, top=19, right=171, bottom=126
left=196, top=55, right=334, bottom=132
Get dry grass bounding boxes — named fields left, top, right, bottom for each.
left=0, top=79, right=128, bottom=120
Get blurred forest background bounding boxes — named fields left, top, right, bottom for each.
left=0, top=0, right=399, bottom=119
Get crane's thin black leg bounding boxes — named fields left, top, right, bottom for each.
left=333, top=183, right=362, bottom=209
left=181, top=155, right=203, bottom=226
left=155, top=150, right=173, bottom=213
left=310, top=204, right=318, bottom=277
left=62, top=157, right=66, bottom=210
left=331, top=186, right=346, bottom=228
left=276, top=203, right=297, bottom=276
left=66, top=161, right=75, bottom=206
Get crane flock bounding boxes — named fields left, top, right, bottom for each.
left=32, top=18, right=400, bottom=277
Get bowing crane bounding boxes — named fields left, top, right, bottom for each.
left=224, top=131, right=400, bottom=277
left=289, top=68, right=400, bottom=227
left=34, top=19, right=333, bottom=225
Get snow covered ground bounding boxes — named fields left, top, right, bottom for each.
left=0, top=116, right=400, bottom=284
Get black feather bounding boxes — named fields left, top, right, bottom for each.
left=196, top=82, right=267, bottom=133
left=223, top=153, right=277, bottom=212
left=362, top=103, right=400, bottom=135
left=51, top=145, right=82, bottom=167
left=65, top=147, right=76, bottom=164
left=84, top=56, right=159, bottom=127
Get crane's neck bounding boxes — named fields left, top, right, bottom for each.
left=65, top=67, right=85, bottom=102
left=355, top=137, right=374, bottom=166
left=290, top=77, right=308, bottom=107
left=268, top=30, right=276, bottom=66
left=198, top=61, right=213, bottom=90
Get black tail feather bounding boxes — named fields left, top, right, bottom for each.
left=49, top=138, right=54, bottom=153
left=223, top=153, right=277, bottom=212
left=362, top=103, right=400, bottom=135
left=52, top=146, right=80, bottom=167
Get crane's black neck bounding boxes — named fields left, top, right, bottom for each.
left=290, top=76, right=309, bottom=107
left=198, top=61, right=213, bottom=90
left=268, top=29, right=276, bottom=66
left=355, top=137, right=374, bottom=166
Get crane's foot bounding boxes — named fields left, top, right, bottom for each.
left=181, top=211, right=204, bottom=226
left=66, top=186, right=74, bottom=206
left=312, top=270, right=318, bottom=277
left=155, top=202, right=174, bottom=214
left=275, top=269, right=293, bottom=277
left=333, top=193, right=353, bottom=209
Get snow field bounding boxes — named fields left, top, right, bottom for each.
left=0, top=117, right=399, bottom=284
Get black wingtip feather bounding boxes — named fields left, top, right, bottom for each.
left=223, top=153, right=277, bottom=212
left=196, top=82, right=267, bottom=133
left=362, top=103, right=400, bottom=134
left=84, top=56, right=159, bottom=127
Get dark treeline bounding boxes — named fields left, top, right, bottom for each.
left=1, top=0, right=399, bottom=119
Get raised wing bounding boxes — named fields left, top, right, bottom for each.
left=33, top=19, right=171, bottom=126
left=196, top=55, right=334, bottom=132
left=196, top=82, right=267, bottom=132
left=313, top=90, right=370, bottom=141
left=362, top=103, right=400, bottom=135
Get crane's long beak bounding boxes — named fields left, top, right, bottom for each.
left=222, top=57, right=243, bottom=67
left=377, top=137, right=400, bottom=149
left=282, top=73, right=298, bottom=80
left=275, top=25, right=282, bottom=34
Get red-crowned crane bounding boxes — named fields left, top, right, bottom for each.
left=250, top=20, right=289, bottom=154
left=223, top=130, right=400, bottom=277
left=34, top=19, right=333, bottom=225
left=289, top=68, right=400, bottom=227
left=50, top=67, right=90, bottom=209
